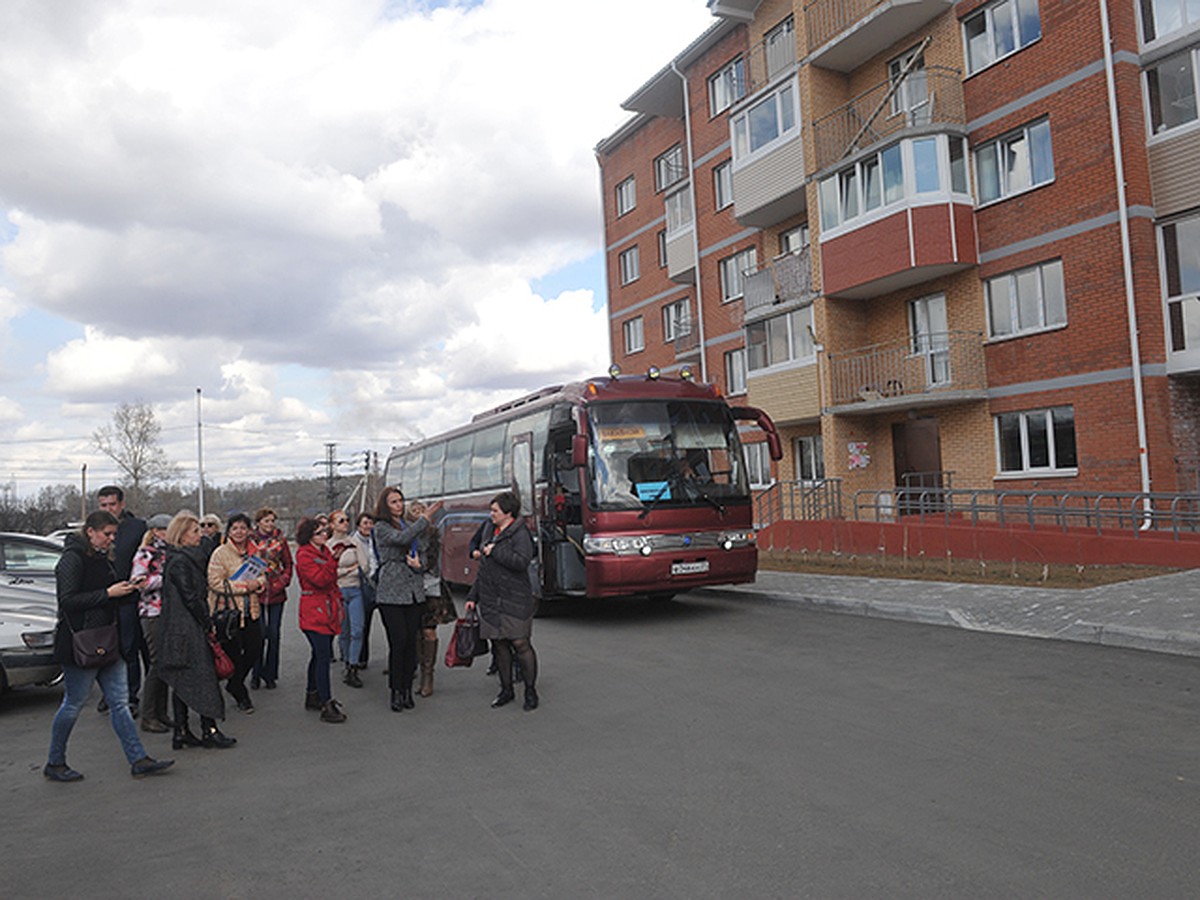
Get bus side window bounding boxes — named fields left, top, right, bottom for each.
left=443, top=434, right=472, bottom=493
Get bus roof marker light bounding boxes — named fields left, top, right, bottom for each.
left=680, top=367, right=694, bottom=381
left=647, top=366, right=661, bottom=380
left=608, top=364, right=621, bottom=380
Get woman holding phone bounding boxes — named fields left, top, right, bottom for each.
left=372, top=487, right=441, bottom=712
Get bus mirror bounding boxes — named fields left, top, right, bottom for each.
left=730, top=405, right=784, bottom=461
left=571, top=434, right=588, bottom=468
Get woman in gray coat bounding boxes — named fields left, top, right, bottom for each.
left=465, top=491, right=539, bottom=711
left=372, top=487, right=442, bottom=712
left=159, top=512, right=235, bottom=749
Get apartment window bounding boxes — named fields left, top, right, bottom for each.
left=662, top=299, right=690, bottom=342
left=764, top=16, right=796, bottom=81
left=616, top=176, right=636, bottom=216
left=746, top=305, right=814, bottom=371
left=795, top=435, right=825, bottom=483
left=655, top=145, right=686, bottom=192
left=714, top=160, right=733, bottom=210
left=780, top=224, right=809, bottom=254
left=725, top=348, right=747, bottom=395
left=986, top=259, right=1066, bottom=338
left=665, top=184, right=693, bottom=236
left=820, top=135, right=966, bottom=230
left=910, top=294, right=950, bottom=385
left=996, top=407, right=1078, bottom=474
left=623, top=317, right=645, bottom=355
left=745, top=441, right=773, bottom=487
left=1163, top=212, right=1200, bottom=353
left=1140, top=0, right=1200, bottom=42
left=657, top=229, right=668, bottom=268
left=618, top=246, right=640, bottom=286
left=975, top=118, right=1053, bottom=204
left=964, top=0, right=1042, bottom=74
left=731, top=80, right=797, bottom=161
left=1146, top=49, right=1198, bottom=134
left=889, top=47, right=928, bottom=121
left=719, top=248, right=758, bottom=302
left=709, top=56, right=746, bottom=116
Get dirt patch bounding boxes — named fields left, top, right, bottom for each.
left=759, top=548, right=1185, bottom=589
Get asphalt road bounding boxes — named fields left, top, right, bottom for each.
left=2, top=589, right=1198, bottom=898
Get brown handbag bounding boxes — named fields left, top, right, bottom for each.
left=70, top=623, right=120, bottom=668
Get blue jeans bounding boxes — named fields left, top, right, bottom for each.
left=304, top=631, right=334, bottom=703
left=48, top=660, right=147, bottom=766
left=338, top=586, right=365, bottom=667
left=254, top=602, right=285, bottom=683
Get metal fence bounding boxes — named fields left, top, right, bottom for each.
left=755, top=479, right=843, bottom=529
left=811, top=66, right=965, bottom=172
left=852, top=487, right=1200, bottom=539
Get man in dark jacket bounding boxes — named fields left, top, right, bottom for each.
left=98, top=485, right=147, bottom=715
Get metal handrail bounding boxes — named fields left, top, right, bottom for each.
left=755, top=478, right=843, bottom=529
left=852, top=487, right=1200, bottom=539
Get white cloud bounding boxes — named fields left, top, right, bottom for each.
left=0, top=0, right=715, bottom=489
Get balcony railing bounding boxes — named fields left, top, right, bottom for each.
left=827, top=331, right=985, bottom=408
left=673, top=319, right=700, bottom=356
left=812, top=66, right=964, bottom=172
left=744, top=246, right=815, bottom=316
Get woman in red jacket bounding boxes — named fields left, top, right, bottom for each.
left=295, top=517, right=346, bottom=724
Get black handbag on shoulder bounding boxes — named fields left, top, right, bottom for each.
left=70, top=622, right=120, bottom=668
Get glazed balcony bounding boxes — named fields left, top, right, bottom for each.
left=730, top=76, right=806, bottom=228
left=743, top=246, right=816, bottom=321
left=664, top=183, right=696, bottom=284
left=804, top=0, right=954, bottom=72
left=812, top=66, right=964, bottom=173
left=827, top=331, right=987, bottom=415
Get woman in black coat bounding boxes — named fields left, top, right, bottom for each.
left=465, top=491, right=539, bottom=711
left=159, top=512, right=235, bottom=749
left=44, top=512, right=174, bottom=782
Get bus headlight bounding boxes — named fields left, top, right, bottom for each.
left=583, top=535, right=652, bottom=556
left=718, top=530, right=756, bottom=550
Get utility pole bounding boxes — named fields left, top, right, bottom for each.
left=313, top=443, right=351, bottom=512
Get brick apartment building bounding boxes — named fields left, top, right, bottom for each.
left=595, top=0, right=1200, bottom=512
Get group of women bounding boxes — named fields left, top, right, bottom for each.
left=44, top=489, right=541, bottom=781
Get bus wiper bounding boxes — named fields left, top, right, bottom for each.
left=637, top=480, right=672, bottom=520
left=692, top=483, right=725, bottom=517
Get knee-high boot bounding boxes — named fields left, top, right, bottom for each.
left=419, top=634, right=437, bottom=697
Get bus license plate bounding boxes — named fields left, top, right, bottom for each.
left=671, top=561, right=709, bottom=576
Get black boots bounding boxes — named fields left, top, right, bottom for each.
left=491, top=688, right=515, bottom=708
left=321, top=699, right=347, bottom=723
left=523, top=685, right=539, bottom=711
left=305, top=690, right=322, bottom=711
left=391, top=689, right=404, bottom=712
left=202, top=726, right=237, bottom=749
left=343, top=665, right=363, bottom=689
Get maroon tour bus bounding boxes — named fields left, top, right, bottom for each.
left=383, top=369, right=781, bottom=603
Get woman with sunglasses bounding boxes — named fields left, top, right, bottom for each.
left=328, top=510, right=365, bottom=688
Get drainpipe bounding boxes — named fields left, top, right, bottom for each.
left=671, top=60, right=708, bottom=382
left=1099, top=0, right=1152, bottom=517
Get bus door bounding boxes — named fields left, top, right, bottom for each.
left=509, top=431, right=542, bottom=598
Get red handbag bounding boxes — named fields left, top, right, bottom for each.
left=207, top=630, right=235, bottom=679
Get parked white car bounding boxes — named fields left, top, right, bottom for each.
left=0, top=601, right=60, bottom=694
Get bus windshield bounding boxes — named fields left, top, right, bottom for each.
left=587, top=400, right=749, bottom=511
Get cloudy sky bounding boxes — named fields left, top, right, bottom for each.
left=0, top=0, right=714, bottom=498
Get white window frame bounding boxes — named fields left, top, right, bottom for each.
left=618, top=246, right=640, bottom=286
left=664, top=183, right=693, bottom=237
left=963, top=0, right=1042, bottom=75
left=794, top=434, right=825, bottom=483
left=719, top=247, right=758, bottom=302
left=974, top=118, right=1054, bottom=206
left=780, top=224, right=809, bottom=255
left=714, top=160, right=734, bottom=210
left=763, top=16, right=796, bottom=81
left=986, top=259, right=1067, bottom=339
left=616, top=176, right=636, bottom=216
left=709, top=56, right=746, bottom=117
left=731, top=78, right=799, bottom=166
left=995, top=406, right=1078, bottom=476
left=724, top=348, right=747, bottom=395
left=1139, top=0, right=1200, bottom=43
left=1162, top=210, right=1200, bottom=363
left=1145, top=47, right=1199, bottom=137
left=623, top=317, right=645, bottom=355
left=888, top=47, right=929, bottom=122
left=655, top=145, right=686, bottom=193
left=746, top=305, right=815, bottom=372
left=662, top=299, right=690, bottom=342
left=745, top=441, right=773, bottom=488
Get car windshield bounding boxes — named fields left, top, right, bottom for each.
left=586, top=400, right=749, bottom=510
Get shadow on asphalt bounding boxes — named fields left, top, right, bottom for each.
left=537, top=592, right=735, bottom=624
left=0, top=684, right=62, bottom=715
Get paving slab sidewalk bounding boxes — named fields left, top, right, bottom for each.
left=724, top=567, right=1200, bottom=658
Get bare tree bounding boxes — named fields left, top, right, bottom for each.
left=93, top=401, right=180, bottom=508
